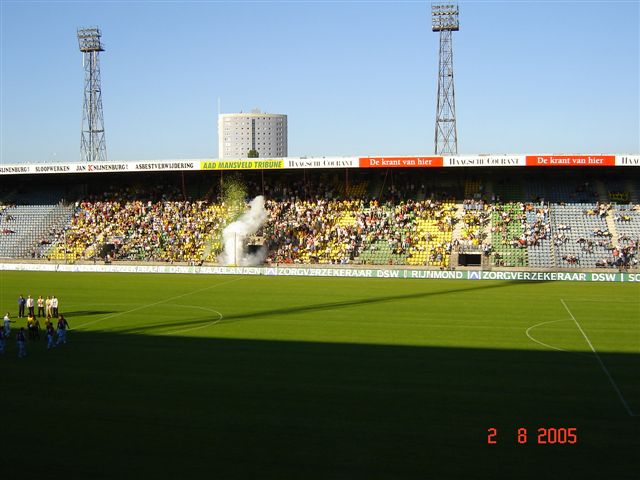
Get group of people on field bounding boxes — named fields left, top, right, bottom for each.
left=17, top=294, right=59, bottom=319
left=0, top=294, right=70, bottom=358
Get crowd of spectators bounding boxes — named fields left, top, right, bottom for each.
left=490, top=202, right=550, bottom=249
left=263, top=198, right=456, bottom=265
left=55, top=183, right=463, bottom=266
left=459, top=201, right=490, bottom=249
left=584, top=202, right=611, bottom=219
left=6, top=176, right=630, bottom=270
left=596, top=243, right=638, bottom=268
left=562, top=254, right=579, bottom=265
left=59, top=198, right=228, bottom=262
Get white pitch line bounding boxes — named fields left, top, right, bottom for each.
left=561, top=298, right=638, bottom=417
left=159, top=305, right=224, bottom=335
left=525, top=319, right=584, bottom=354
left=65, top=302, right=140, bottom=307
left=74, top=276, right=242, bottom=329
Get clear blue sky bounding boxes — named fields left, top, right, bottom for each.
left=1, top=1, right=638, bottom=163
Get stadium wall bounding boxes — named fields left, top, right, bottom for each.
left=1, top=262, right=636, bottom=282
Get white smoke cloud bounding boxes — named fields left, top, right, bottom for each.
left=218, top=196, right=268, bottom=266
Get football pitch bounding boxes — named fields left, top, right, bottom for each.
left=1, top=271, right=638, bottom=479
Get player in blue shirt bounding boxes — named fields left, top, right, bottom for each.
left=56, top=315, right=70, bottom=345
left=18, top=295, right=26, bottom=318
left=46, top=323, right=56, bottom=350
left=16, top=328, right=27, bottom=358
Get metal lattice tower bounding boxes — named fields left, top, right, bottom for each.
left=432, top=4, right=459, bottom=155
left=78, top=27, right=107, bottom=163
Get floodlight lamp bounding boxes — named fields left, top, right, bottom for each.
left=77, top=27, right=105, bottom=52
left=431, top=3, right=459, bottom=31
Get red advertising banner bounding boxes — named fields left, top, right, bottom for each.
left=525, top=155, right=616, bottom=167
left=359, top=156, right=444, bottom=168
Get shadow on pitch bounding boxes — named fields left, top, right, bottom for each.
left=62, top=310, right=116, bottom=317
left=2, top=327, right=638, bottom=480
left=216, top=279, right=551, bottom=325
left=112, top=280, right=550, bottom=333
left=109, top=316, right=218, bottom=334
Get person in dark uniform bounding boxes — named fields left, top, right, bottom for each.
left=16, top=327, right=27, bottom=358
left=56, top=315, right=70, bottom=345
left=18, top=294, right=26, bottom=318
left=46, top=323, right=55, bottom=350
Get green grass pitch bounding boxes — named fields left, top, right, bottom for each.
left=1, top=271, right=638, bottom=479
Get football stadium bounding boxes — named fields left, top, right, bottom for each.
left=1, top=159, right=639, bottom=478
left=2, top=2, right=639, bottom=479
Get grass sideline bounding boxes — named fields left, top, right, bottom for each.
left=1, top=271, right=639, bottom=479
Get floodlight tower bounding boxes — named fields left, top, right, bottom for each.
left=78, top=27, right=107, bottom=163
left=432, top=4, right=459, bottom=155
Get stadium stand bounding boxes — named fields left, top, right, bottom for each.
left=525, top=206, right=553, bottom=268
left=610, top=204, right=640, bottom=268
left=550, top=203, right=613, bottom=268
left=1, top=168, right=638, bottom=269
left=47, top=199, right=229, bottom=263
left=0, top=202, right=73, bottom=259
left=489, top=203, right=528, bottom=267
left=405, top=201, right=456, bottom=267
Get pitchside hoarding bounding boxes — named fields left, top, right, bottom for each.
left=1, top=263, right=637, bottom=282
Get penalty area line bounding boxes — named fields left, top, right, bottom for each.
left=561, top=299, right=638, bottom=417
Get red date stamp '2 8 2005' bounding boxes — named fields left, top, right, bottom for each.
left=487, top=427, right=578, bottom=445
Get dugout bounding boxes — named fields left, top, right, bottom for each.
left=457, top=253, right=482, bottom=266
